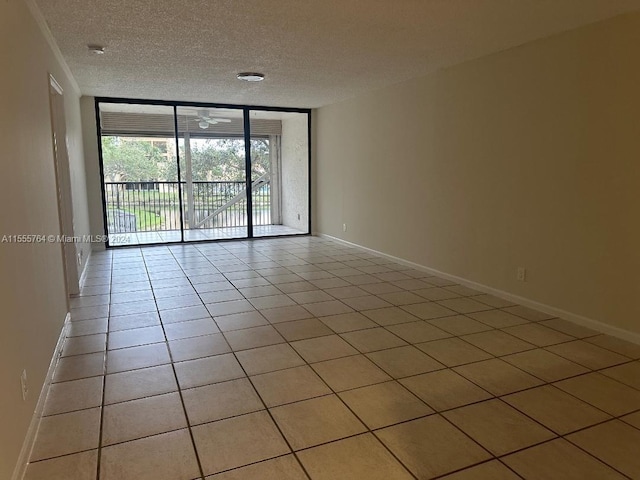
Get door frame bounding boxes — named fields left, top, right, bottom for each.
left=49, top=74, right=79, bottom=297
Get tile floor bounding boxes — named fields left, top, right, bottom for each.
left=109, top=225, right=305, bottom=246
left=25, top=236, right=640, bottom=479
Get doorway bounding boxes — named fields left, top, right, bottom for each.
left=49, top=75, right=79, bottom=297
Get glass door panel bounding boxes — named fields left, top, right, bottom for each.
left=176, top=106, right=248, bottom=241
left=98, top=102, right=179, bottom=246
left=249, top=110, right=310, bottom=237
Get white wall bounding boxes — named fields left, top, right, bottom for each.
left=280, top=114, right=309, bottom=231
left=315, top=13, right=640, bottom=336
left=0, top=0, right=90, bottom=477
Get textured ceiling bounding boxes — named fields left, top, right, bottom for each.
left=35, top=0, right=640, bottom=108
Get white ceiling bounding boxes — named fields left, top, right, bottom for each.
left=35, top=0, right=640, bottom=108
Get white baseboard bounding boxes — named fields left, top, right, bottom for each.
left=318, top=233, right=640, bottom=346
left=12, top=313, right=70, bottom=480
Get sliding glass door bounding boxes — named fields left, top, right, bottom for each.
left=97, top=99, right=310, bottom=247
left=176, top=106, right=248, bottom=241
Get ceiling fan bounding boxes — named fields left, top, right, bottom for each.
left=196, top=109, right=232, bottom=129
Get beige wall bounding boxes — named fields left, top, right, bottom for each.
left=315, top=13, right=640, bottom=336
left=0, top=0, right=89, bottom=477
left=281, top=114, right=310, bottom=231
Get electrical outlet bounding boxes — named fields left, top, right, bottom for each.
left=517, top=267, right=526, bottom=282
left=20, top=369, right=28, bottom=401
left=343, top=223, right=347, bottom=232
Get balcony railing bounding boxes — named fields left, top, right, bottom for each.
left=105, top=181, right=271, bottom=233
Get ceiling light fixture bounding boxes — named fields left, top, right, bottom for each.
left=237, top=72, right=265, bottom=82
left=88, top=45, right=105, bottom=55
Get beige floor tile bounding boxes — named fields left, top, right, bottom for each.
left=104, top=364, right=177, bottom=405
left=164, top=318, right=220, bottom=340
left=504, top=385, right=611, bottom=434
left=250, top=294, right=297, bottom=310
left=443, top=399, right=555, bottom=456
left=437, top=298, right=492, bottom=314
left=401, top=302, right=457, bottom=320
left=183, top=378, right=264, bottom=425
left=260, top=305, right=314, bottom=323
left=414, top=287, right=461, bottom=301
left=502, top=348, right=588, bottom=382
left=473, top=294, right=516, bottom=308
left=540, top=318, right=600, bottom=338
left=461, top=330, right=535, bottom=356
left=67, top=318, right=108, bottom=337
left=238, top=284, right=283, bottom=298
left=416, top=337, right=492, bottom=367
left=43, top=376, right=103, bottom=416
left=107, top=325, right=165, bottom=350
left=62, top=334, right=107, bottom=357
left=206, top=299, right=255, bottom=317
left=214, top=311, right=269, bottom=331
left=109, top=312, right=161, bottom=332
left=298, top=433, right=414, bottom=480
left=359, top=282, right=404, bottom=295
left=302, top=300, right=354, bottom=317
left=274, top=318, right=334, bottom=341
left=339, top=381, right=433, bottom=429
left=376, top=415, right=491, bottom=478
left=52, top=354, right=104, bottom=383
left=312, top=355, right=391, bottom=391
left=207, top=455, right=307, bottom=480
left=223, top=325, right=285, bottom=351
left=24, top=450, right=97, bottom=480
left=320, top=312, right=377, bottom=332
left=554, top=372, right=640, bottom=416
left=251, top=365, right=332, bottom=406
left=288, top=290, right=335, bottom=304
left=621, top=411, right=640, bottom=429
left=174, top=353, right=245, bottom=389
left=546, top=340, right=629, bottom=369
left=161, top=305, right=212, bottom=324
left=468, top=310, right=528, bottom=328
left=502, top=305, right=555, bottom=321
left=236, top=343, right=305, bottom=375
left=100, top=429, right=200, bottom=480
left=341, top=327, right=407, bottom=353
left=585, top=335, right=640, bottom=359
left=400, top=369, right=492, bottom=411
left=30, top=408, right=101, bottom=461
left=568, top=420, right=640, bottom=479
left=454, top=358, right=543, bottom=395
left=502, top=322, right=573, bottom=346
left=168, top=333, right=230, bottom=361
left=386, top=321, right=451, bottom=343
left=192, top=411, right=290, bottom=476
left=362, top=306, right=420, bottom=326
left=270, top=395, right=366, bottom=450
left=290, top=335, right=358, bottom=363
left=102, top=392, right=187, bottom=445
left=377, top=291, right=425, bottom=306
left=504, top=438, right=625, bottom=480
left=439, top=460, right=520, bottom=480
left=106, top=343, right=171, bottom=374
left=366, top=345, right=444, bottom=378
left=429, top=315, right=493, bottom=335
left=601, top=361, right=640, bottom=390
left=277, top=281, right=321, bottom=294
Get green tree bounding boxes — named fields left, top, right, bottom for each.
left=101, top=136, right=165, bottom=182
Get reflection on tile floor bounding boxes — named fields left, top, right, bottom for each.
left=109, top=225, right=305, bottom=246
left=26, top=236, right=640, bottom=479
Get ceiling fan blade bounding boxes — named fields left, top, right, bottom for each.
left=210, top=118, right=232, bottom=123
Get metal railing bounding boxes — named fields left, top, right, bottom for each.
left=105, top=181, right=271, bottom=233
